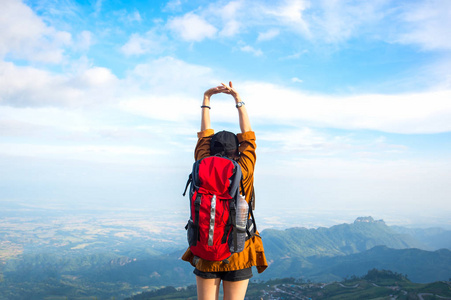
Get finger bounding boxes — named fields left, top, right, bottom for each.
left=221, top=83, right=231, bottom=91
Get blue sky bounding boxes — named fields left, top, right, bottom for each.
left=1, top=0, right=450, bottom=228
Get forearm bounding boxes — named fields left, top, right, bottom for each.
left=235, top=95, right=252, bottom=133
left=200, top=95, right=211, bottom=131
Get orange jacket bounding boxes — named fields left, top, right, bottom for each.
left=181, top=129, right=268, bottom=273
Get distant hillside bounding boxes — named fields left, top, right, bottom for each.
left=2, top=215, right=450, bottom=299
left=0, top=250, right=195, bottom=299
left=258, top=217, right=451, bottom=283
left=310, top=246, right=451, bottom=283
left=261, top=216, right=424, bottom=258
left=259, top=245, right=451, bottom=283
left=391, top=225, right=451, bottom=250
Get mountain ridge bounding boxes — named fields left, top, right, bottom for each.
left=2, top=215, right=451, bottom=299
left=260, top=216, right=426, bottom=259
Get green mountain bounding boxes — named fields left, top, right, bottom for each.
left=257, top=246, right=451, bottom=283
left=258, top=217, right=450, bottom=283
left=2, top=216, right=450, bottom=299
left=261, top=216, right=424, bottom=258
left=0, top=250, right=195, bottom=300
left=391, top=225, right=451, bottom=250
left=309, top=246, right=451, bottom=283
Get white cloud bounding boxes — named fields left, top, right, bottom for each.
left=0, top=55, right=218, bottom=109
left=93, top=0, right=103, bottom=16
left=240, top=45, right=263, bottom=56
left=0, top=0, right=71, bottom=63
left=220, top=0, right=244, bottom=19
left=0, top=103, right=192, bottom=168
left=291, top=77, right=303, bottom=83
left=185, top=0, right=451, bottom=51
left=160, top=0, right=389, bottom=45
left=220, top=19, right=241, bottom=37
left=116, top=9, right=143, bottom=24
left=158, top=0, right=451, bottom=51
left=75, top=66, right=117, bottom=88
left=0, top=61, right=119, bottom=107
left=280, top=50, right=309, bottom=60
left=280, top=157, right=450, bottom=209
left=217, top=0, right=310, bottom=38
left=240, top=82, right=451, bottom=134
left=0, top=105, right=96, bottom=136
left=117, top=56, right=220, bottom=121
left=258, top=128, right=408, bottom=160
left=165, top=0, right=310, bottom=41
left=257, top=29, right=280, bottom=42
left=121, top=30, right=168, bottom=56
left=167, top=12, right=217, bottom=42
left=121, top=34, right=150, bottom=56
left=163, top=0, right=183, bottom=12
left=266, top=0, right=310, bottom=36
left=129, top=10, right=142, bottom=23
left=124, top=56, right=216, bottom=93
left=119, top=94, right=198, bottom=122
left=259, top=127, right=341, bottom=155
left=301, top=0, right=451, bottom=49
left=75, top=31, right=93, bottom=51
left=396, top=0, right=451, bottom=50
left=309, top=0, right=387, bottom=43
left=4, top=43, right=449, bottom=135
left=0, top=142, right=162, bottom=164
left=217, top=1, right=244, bottom=37
left=115, top=72, right=451, bottom=135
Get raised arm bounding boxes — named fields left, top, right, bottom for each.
left=222, top=81, right=252, bottom=133
left=201, top=85, right=228, bottom=131
left=200, top=92, right=211, bottom=132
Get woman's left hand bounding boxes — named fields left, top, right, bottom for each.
left=221, top=81, right=241, bottom=102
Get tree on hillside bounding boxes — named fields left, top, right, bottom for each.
left=363, top=268, right=408, bottom=282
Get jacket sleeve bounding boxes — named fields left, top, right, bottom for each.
left=194, top=129, right=214, bottom=161
left=237, top=131, right=256, bottom=201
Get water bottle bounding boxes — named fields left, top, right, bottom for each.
left=234, top=194, right=248, bottom=252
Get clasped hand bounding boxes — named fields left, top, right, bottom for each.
left=204, top=81, right=240, bottom=102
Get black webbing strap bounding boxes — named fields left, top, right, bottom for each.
left=222, top=255, right=231, bottom=264
left=194, top=193, right=201, bottom=244
left=182, top=174, right=192, bottom=196
left=222, top=216, right=232, bottom=244
left=247, top=199, right=257, bottom=233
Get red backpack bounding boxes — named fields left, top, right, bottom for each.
left=183, top=156, right=256, bottom=262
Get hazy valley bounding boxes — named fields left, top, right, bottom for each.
left=1, top=203, right=450, bottom=299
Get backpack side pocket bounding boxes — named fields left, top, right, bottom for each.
left=186, top=219, right=197, bottom=247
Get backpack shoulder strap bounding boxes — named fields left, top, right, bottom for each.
left=182, top=158, right=204, bottom=196
left=182, top=173, right=192, bottom=196
left=228, top=159, right=243, bottom=199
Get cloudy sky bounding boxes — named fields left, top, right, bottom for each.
left=1, top=0, right=450, bottom=227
